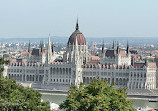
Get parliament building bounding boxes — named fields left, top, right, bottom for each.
left=5, top=20, right=157, bottom=92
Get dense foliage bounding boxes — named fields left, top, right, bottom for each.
left=0, top=57, right=50, bottom=111
left=60, top=79, right=134, bottom=111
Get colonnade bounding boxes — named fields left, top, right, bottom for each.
left=8, top=74, right=44, bottom=82
left=83, top=77, right=129, bottom=87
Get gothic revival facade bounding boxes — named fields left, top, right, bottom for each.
left=6, top=21, right=157, bottom=91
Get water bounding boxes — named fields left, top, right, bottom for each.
left=42, top=94, right=67, bottom=105
left=41, top=94, right=158, bottom=109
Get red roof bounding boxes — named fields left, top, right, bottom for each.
left=68, top=29, right=86, bottom=45
left=91, top=56, right=100, bottom=61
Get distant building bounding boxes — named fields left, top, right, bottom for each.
left=6, top=20, right=157, bottom=91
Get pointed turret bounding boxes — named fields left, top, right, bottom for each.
left=39, top=41, right=44, bottom=52
left=46, top=34, right=53, bottom=64
left=28, top=40, right=31, bottom=53
left=150, top=46, right=152, bottom=57
left=116, top=41, right=119, bottom=54
left=127, top=41, right=129, bottom=54
left=75, top=36, right=79, bottom=54
left=74, top=35, right=83, bottom=88
left=51, top=43, right=55, bottom=54
left=102, top=41, right=105, bottom=57
left=73, top=36, right=79, bottom=64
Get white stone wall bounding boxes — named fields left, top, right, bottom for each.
left=7, top=62, right=157, bottom=90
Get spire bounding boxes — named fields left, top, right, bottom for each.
left=46, top=34, right=53, bottom=64
left=102, top=40, right=105, bottom=54
left=127, top=41, right=129, bottom=54
left=39, top=41, right=44, bottom=52
left=41, top=41, right=44, bottom=52
left=117, top=41, right=119, bottom=54
left=73, top=36, right=79, bottom=64
left=75, top=36, right=79, bottom=56
left=51, top=42, right=55, bottom=54
left=75, top=18, right=79, bottom=30
left=28, top=40, right=31, bottom=53
left=150, top=45, right=152, bottom=57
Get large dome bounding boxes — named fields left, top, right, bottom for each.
left=67, top=20, right=86, bottom=45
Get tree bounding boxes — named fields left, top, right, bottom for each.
left=0, top=57, right=9, bottom=76
left=60, top=79, right=134, bottom=111
left=0, top=57, right=50, bottom=111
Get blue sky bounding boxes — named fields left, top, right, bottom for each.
left=0, top=0, right=158, bottom=38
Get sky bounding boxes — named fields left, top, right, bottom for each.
left=0, top=0, right=158, bottom=38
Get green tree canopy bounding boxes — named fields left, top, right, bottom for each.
left=60, top=79, right=134, bottom=111
left=0, top=57, right=50, bottom=111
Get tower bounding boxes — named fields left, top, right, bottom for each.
left=63, top=18, right=91, bottom=65
left=73, top=36, right=80, bottom=64
left=74, top=36, right=83, bottom=88
left=46, top=35, right=53, bottom=64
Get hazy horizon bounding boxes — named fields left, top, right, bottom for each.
left=0, top=0, right=158, bottom=38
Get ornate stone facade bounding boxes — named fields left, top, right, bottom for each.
left=6, top=21, right=157, bottom=91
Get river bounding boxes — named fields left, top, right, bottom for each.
left=41, top=94, right=158, bottom=109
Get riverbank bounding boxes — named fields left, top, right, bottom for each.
left=41, top=94, right=158, bottom=109
left=36, top=88, right=158, bottom=100
left=128, top=94, right=158, bottom=99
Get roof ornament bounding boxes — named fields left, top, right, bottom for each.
left=76, top=17, right=79, bottom=30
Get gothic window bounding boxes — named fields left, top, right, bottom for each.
left=50, top=67, right=53, bottom=74
left=60, top=68, right=62, bottom=74
left=33, top=75, right=34, bottom=81
left=36, top=75, right=38, bottom=81
left=63, top=68, right=65, bottom=74
left=66, top=68, right=68, bottom=75
left=27, top=75, right=29, bottom=81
